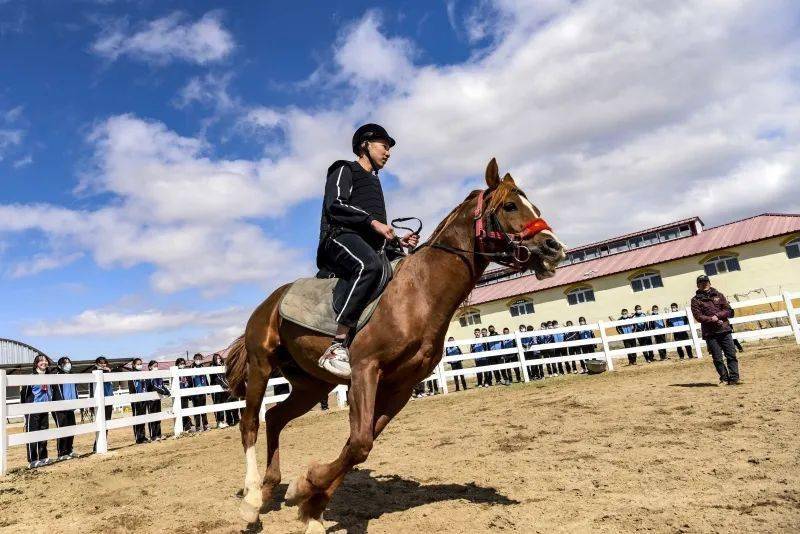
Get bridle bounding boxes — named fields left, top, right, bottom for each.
left=430, top=188, right=552, bottom=272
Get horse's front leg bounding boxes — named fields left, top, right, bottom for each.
left=285, top=362, right=380, bottom=532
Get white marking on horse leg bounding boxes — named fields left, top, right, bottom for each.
left=240, top=446, right=262, bottom=523
left=305, top=517, right=326, bottom=534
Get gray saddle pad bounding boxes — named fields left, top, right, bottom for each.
left=279, top=258, right=402, bottom=336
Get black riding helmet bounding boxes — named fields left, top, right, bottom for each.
left=352, top=123, right=396, bottom=155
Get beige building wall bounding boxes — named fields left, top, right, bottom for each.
left=447, top=234, right=800, bottom=340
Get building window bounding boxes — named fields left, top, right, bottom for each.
left=659, top=228, right=679, bottom=241
left=628, top=236, right=643, bottom=249
left=630, top=272, right=664, bottom=292
left=786, top=238, right=800, bottom=259
left=567, top=287, right=595, bottom=306
left=458, top=311, right=481, bottom=327
left=703, top=255, right=741, bottom=276
left=609, top=240, right=628, bottom=253
left=509, top=299, right=535, bottom=317
left=678, top=224, right=691, bottom=237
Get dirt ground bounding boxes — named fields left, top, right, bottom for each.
left=2, top=341, right=799, bottom=534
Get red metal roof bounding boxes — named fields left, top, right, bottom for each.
left=467, top=213, right=800, bottom=305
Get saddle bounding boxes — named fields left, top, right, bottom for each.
left=278, top=254, right=403, bottom=336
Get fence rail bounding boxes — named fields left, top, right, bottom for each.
left=2, top=291, right=800, bottom=476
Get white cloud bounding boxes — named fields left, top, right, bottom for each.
left=91, top=11, right=234, bottom=65
left=9, top=252, right=83, bottom=278
left=12, top=154, right=32, bottom=168
left=23, top=306, right=245, bottom=337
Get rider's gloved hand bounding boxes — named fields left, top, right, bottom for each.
left=370, top=220, right=396, bottom=241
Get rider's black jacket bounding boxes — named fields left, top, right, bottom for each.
left=318, top=160, right=387, bottom=253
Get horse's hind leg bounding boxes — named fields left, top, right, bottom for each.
left=261, top=371, right=334, bottom=506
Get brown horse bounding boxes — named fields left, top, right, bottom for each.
left=226, top=158, right=565, bottom=532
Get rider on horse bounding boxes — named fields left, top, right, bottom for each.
left=316, top=123, right=419, bottom=378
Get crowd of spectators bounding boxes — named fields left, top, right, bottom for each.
left=18, top=352, right=244, bottom=469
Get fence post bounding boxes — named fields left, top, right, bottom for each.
left=685, top=307, right=704, bottom=359
left=437, top=359, right=449, bottom=395
left=0, top=370, right=7, bottom=476
left=170, top=366, right=183, bottom=437
left=783, top=291, right=800, bottom=345
left=93, top=370, right=108, bottom=454
left=514, top=331, right=531, bottom=382
left=335, top=385, right=348, bottom=409
left=596, top=321, right=614, bottom=371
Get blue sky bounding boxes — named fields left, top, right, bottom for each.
left=1, top=0, right=799, bottom=360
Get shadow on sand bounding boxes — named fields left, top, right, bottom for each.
left=324, top=468, right=518, bottom=533
left=669, top=382, right=719, bottom=388
left=245, top=468, right=518, bottom=533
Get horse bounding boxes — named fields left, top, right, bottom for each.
left=225, top=158, right=566, bottom=532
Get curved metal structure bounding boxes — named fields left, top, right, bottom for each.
left=0, top=338, right=49, bottom=366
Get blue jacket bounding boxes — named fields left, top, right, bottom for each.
left=445, top=346, right=462, bottom=357
left=191, top=369, right=210, bottom=388
left=501, top=339, right=516, bottom=349
left=146, top=377, right=170, bottom=396
left=667, top=315, right=687, bottom=327
left=488, top=339, right=503, bottom=352
left=129, top=376, right=147, bottom=395
left=632, top=312, right=650, bottom=332
left=650, top=312, right=665, bottom=329
left=470, top=342, right=486, bottom=353
left=21, top=369, right=53, bottom=403
left=616, top=316, right=635, bottom=335
left=553, top=332, right=565, bottom=343
left=579, top=329, right=595, bottom=340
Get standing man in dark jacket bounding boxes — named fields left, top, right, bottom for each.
left=649, top=305, right=668, bottom=360
left=616, top=309, right=637, bottom=365
left=128, top=357, right=149, bottom=444
left=316, top=124, right=418, bottom=378
left=445, top=337, right=468, bottom=391
left=632, top=305, right=654, bottom=362
left=145, top=360, right=170, bottom=440
left=667, top=303, right=694, bottom=359
left=691, top=275, right=741, bottom=385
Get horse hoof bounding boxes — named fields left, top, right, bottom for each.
left=304, top=518, right=325, bottom=534
left=240, top=498, right=260, bottom=524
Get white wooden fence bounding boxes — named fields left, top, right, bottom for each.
left=0, top=366, right=347, bottom=475
left=2, top=291, right=799, bottom=476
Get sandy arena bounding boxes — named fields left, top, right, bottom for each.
left=2, top=341, right=799, bottom=533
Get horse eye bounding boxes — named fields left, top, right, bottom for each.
left=503, top=202, right=517, bottom=212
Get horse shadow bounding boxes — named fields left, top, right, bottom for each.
left=324, top=468, right=518, bottom=533
left=249, top=468, right=518, bottom=533
left=669, top=382, right=719, bottom=388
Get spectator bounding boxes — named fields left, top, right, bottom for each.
left=320, top=397, right=329, bottom=411
left=470, top=328, right=488, bottom=388
left=175, top=357, right=194, bottom=432
left=145, top=360, right=169, bottom=441
left=667, top=303, right=694, bottom=359
left=538, top=321, right=554, bottom=377
left=616, top=308, right=637, bottom=365
left=486, top=325, right=505, bottom=386
left=552, top=320, right=567, bottom=375
left=191, top=353, right=210, bottom=432
left=633, top=305, right=654, bottom=362
left=650, top=305, right=669, bottom=361
left=502, top=327, right=521, bottom=383
left=209, top=353, right=230, bottom=429
left=217, top=356, right=240, bottom=426
left=523, top=325, right=542, bottom=380
left=480, top=327, right=493, bottom=386
left=90, top=356, right=115, bottom=452
left=691, top=274, right=741, bottom=385
left=577, top=317, right=595, bottom=372
left=564, top=321, right=580, bottom=374
left=52, top=356, right=78, bottom=460
left=426, top=378, right=440, bottom=396
left=128, top=357, right=149, bottom=444
left=445, top=337, right=468, bottom=392
left=21, top=354, right=52, bottom=468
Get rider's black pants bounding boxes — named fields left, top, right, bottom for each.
left=322, top=231, right=384, bottom=329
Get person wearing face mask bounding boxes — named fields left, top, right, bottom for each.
left=175, top=358, right=194, bottom=432
left=128, top=358, right=149, bottom=444
left=209, top=353, right=231, bottom=429
left=615, top=308, right=637, bottom=365
left=90, top=356, right=115, bottom=452
left=21, top=354, right=53, bottom=468
left=190, top=354, right=210, bottom=432
left=52, top=356, right=78, bottom=460
left=632, top=305, right=654, bottom=362
left=666, top=303, right=694, bottom=359
left=145, top=360, right=170, bottom=440
left=577, top=317, right=595, bottom=372
left=649, top=305, right=669, bottom=360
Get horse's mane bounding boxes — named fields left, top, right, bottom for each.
left=423, top=178, right=518, bottom=245
left=423, top=189, right=481, bottom=245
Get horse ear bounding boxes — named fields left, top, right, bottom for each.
left=485, top=158, right=500, bottom=189
left=502, top=172, right=514, bottom=183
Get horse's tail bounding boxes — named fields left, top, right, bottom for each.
left=225, top=334, right=249, bottom=399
